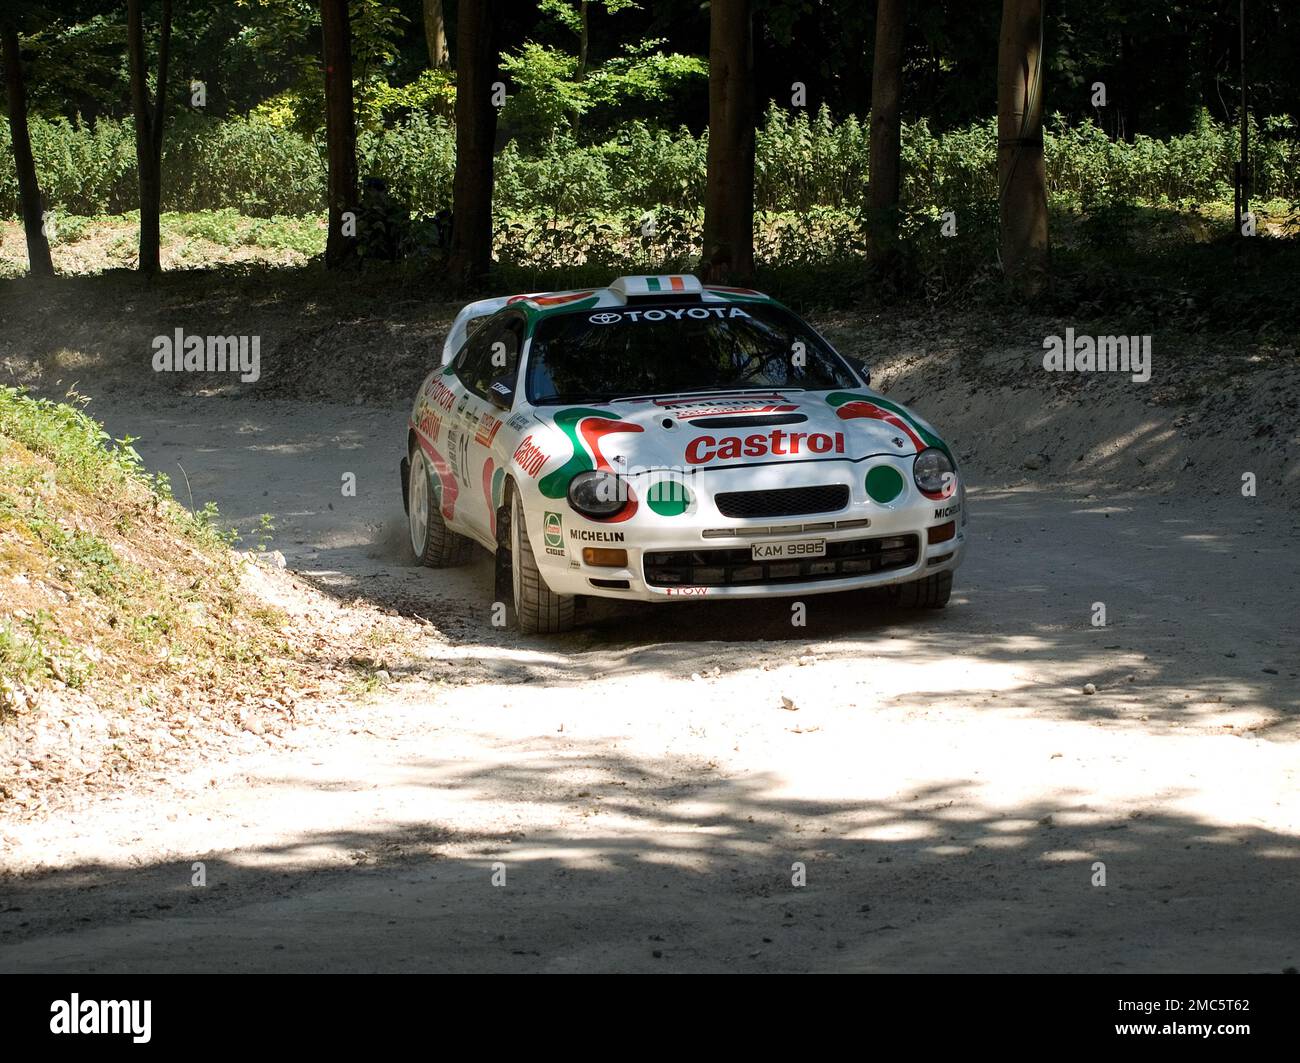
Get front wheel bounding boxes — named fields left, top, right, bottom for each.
left=510, top=491, right=575, bottom=634
left=892, top=570, right=952, bottom=608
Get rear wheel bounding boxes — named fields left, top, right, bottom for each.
left=510, top=491, right=575, bottom=634
left=408, top=446, right=472, bottom=567
left=893, top=570, right=952, bottom=608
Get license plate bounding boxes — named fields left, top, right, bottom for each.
left=752, top=538, right=826, bottom=561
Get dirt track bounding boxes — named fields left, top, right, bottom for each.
left=0, top=393, right=1296, bottom=972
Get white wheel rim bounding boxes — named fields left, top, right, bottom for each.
left=409, top=451, right=429, bottom=556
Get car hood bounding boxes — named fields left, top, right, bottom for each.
left=526, top=389, right=947, bottom=480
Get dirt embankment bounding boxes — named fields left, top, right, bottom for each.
left=0, top=388, right=418, bottom=820
left=816, top=310, right=1299, bottom=508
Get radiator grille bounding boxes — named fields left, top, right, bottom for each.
left=714, top=484, right=849, bottom=519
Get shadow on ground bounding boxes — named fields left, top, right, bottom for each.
left=1, top=746, right=1296, bottom=972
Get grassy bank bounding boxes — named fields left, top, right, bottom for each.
left=0, top=387, right=412, bottom=814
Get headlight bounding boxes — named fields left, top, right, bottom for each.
left=913, top=448, right=954, bottom=495
left=567, top=470, right=626, bottom=517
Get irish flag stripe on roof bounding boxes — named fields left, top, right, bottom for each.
left=645, top=276, right=685, bottom=293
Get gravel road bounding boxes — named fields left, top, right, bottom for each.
left=1, top=394, right=1296, bottom=973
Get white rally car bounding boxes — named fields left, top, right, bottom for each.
left=401, top=275, right=966, bottom=633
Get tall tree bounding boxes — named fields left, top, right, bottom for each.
left=576, top=0, right=589, bottom=79
left=997, top=0, right=1048, bottom=295
left=320, top=0, right=358, bottom=268
left=423, top=0, right=449, bottom=69
left=867, top=0, right=905, bottom=274
left=1, top=18, right=54, bottom=277
left=126, top=0, right=172, bottom=276
left=701, top=0, right=754, bottom=284
left=449, top=0, right=499, bottom=286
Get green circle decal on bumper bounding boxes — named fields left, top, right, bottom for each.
left=865, top=465, right=905, bottom=504
left=647, top=480, right=692, bottom=516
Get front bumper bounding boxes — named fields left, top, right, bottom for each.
left=528, top=464, right=967, bottom=602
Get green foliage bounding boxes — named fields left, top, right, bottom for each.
left=191, top=501, right=242, bottom=548
left=233, top=0, right=410, bottom=135
left=360, top=69, right=457, bottom=129
left=0, top=621, right=46, bottom=688
left=161, top=112, right=325, bottom=216
left=539, top=0, right=641, bottom=37
left=357, top=113, right=457, bottom=214
left=756, top=104, right=870, bottom=210
left=0, top=114, right=138, bottom=217
left=901, top=116, right=999, bottom=214
left=255, top=512, right=276, bottom=552
left=241, top=215, right=323, bottom=254
left=0, top=387, right=149, bottom=492
left=0, top=112, right=323, bottom=217
left=499, top=37, right=705, bottom=146
left=9, top=105, right=1293, bottom=223
left=582, top=42, right=707, bottom=117
left=496, top=137, right=619, bottom=215
left=606, top=121, right=707, bottom=210
left=159, top=209, right=322, bottom=254
left=500, top=43, right=591, bottom=140
left=0, top=387, right=251, bottom=552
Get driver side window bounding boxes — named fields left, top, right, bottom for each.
left=457, top=314, right=524, bottom=402
left=453, top=315, right=495, bottom=383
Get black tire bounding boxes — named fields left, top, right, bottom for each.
left=408, top=446, right=473, bottom=567
left=893, top=570, right=952, bottom=608
left=510, top=490, right=575, bottom=634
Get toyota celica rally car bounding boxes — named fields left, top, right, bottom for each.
left=401, top=275, right=966, bottom=633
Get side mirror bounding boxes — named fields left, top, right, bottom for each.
left=855, top=358, right=871, bottom=387
left=488, top=376, right=514, bottom=410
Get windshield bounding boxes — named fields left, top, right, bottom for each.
left=525, top=301, right=858, bottom=405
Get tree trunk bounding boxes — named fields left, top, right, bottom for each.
left=449, top=0, right=499, bottom=287
left=2, top=22, right=54, bottom=277
left=997, top=0, right=1049, bottom=296
left=126, top=0, right=171, bottom=276
left=1116, top=32, right=1139, bottom=142
left=570, top=1, right=590, bottom=135
left=867, top=0, right=905, bottom=273
left=577, top=1, right=589, bottom=79
left=701, top=0, right=754, bottom=284
left=423, top=0, right=450, bottom=69
left=321, top=0, right=359, bottom=269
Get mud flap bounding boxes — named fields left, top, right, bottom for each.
left=399, top=456, right=410, bottom=514
left=494, top=501, right=513, bottom=604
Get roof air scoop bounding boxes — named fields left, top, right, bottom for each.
left=609, top=275, right=704, bottom=304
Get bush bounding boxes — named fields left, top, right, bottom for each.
left=757, top=103, right=871, bottom=210
left=0, top=112, right=322, bottom=217
left=605, top=121, right=706, bottom=212
left=357, top=112, right=456, bottom=213
left=496, top=137, right=618, bottom=215
left=2, top=106, right=1296, bottom=222
left=162, top=112, right=323, bottom=215
left=0, top=115, right=136, bottom=215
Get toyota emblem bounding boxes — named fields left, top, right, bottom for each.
left=588, top=312, right=622, bottom=325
